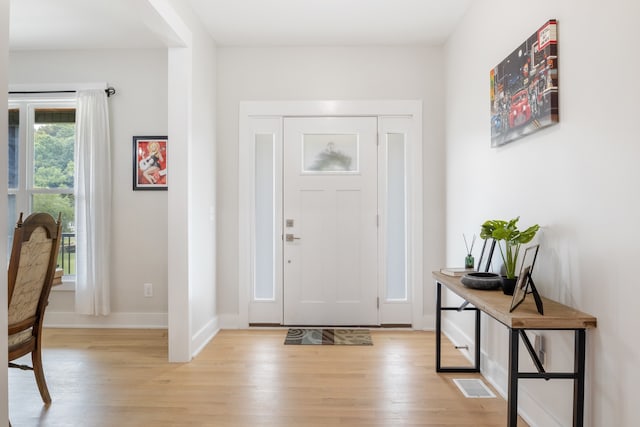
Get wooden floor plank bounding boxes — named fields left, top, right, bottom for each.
left=9, top=329, right=528, bottom=426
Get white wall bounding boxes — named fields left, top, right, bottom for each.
left=8, top=49, right=169, bottom=327
left=0, top=0, right=9, bottom=423
left=216, top=46, right=446, bottom=325
left=188, top=38, right=217, bottom=353
left=158, top=0, right=218, bottom=360
left=178, top=5, right=218, bottom=357
left=444, top=1, right=640, bottom=426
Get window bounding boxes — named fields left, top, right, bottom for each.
left=8, top=98, right=76, bottom=279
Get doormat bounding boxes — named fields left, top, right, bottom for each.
left=284, top=328, right=373, bottom=345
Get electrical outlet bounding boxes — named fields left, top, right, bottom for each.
left=144, top=283, right=153, bottom=297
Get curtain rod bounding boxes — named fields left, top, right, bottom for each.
left=8, top=86, right=116, bottom=97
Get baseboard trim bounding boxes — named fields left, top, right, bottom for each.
left=191, top=317, right=220, bottom=358
left=44, top=311, right=168, bottom=329
left=422, top=314, right=435, bottom=331
left=219, top=313, right=241, bottom=329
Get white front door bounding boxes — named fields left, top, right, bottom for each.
left=283, top=117, right=378, bottom=325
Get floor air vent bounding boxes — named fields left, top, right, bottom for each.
left=452, top=378, right=496, bottom=398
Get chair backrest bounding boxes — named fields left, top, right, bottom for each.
left=8, top=212, right=62, bottom=339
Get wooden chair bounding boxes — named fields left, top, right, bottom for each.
left=8, top=212, right=62, bottom=405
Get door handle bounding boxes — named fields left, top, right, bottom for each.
left=285, top=234, right=301, bottom=242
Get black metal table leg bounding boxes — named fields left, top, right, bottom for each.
left=474, top=306, right=481, bottom=369
left=508, top=328, right=519, bottom=427
left=436, top=281, right=443, bottom=371
left=435, top=281, right=481, bottom=373
left=573, top=329, right=586, bottom=427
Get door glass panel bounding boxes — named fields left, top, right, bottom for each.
left=303, top=134, right=358, bottom=172
left=386, top=133, right=407, bottom=300
left=254, top=133, right=275, bottom=300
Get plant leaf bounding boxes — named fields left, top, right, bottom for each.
left=479, top=217, right=539, bottom=278
left=516, top=224, right=540, bottom=244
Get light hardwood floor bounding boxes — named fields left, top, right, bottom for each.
left=9, top=329, right=528, bottom=426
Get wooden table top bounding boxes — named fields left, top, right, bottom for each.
left=433, top=271, right=597, bottom=330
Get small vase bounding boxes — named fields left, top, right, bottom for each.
left=501, top=276, right=518, bottom=295
left=464, top=254, right=474, bottom=269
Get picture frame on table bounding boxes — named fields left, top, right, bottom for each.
left=510, top=266, right=532, bottom=313
left=510, top=244, right=544, bottom=314
left=133, top=136, right=168, bottom=191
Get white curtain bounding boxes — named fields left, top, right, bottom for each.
left=74, top=89, right=111, bottom=315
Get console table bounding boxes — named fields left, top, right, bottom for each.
left=433, top=271, right=597, bottom=427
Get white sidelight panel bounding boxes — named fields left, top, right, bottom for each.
left=254, top=133, right=275, bottom=301
left=386, top=133, right=407, bottom=301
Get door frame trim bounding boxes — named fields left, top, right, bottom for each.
left=239, top=100, right=423, bottom=328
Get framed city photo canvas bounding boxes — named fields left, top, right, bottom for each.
left=133, top=136, right=167, bottom=190
left=490, top=19, right=558, bottom=147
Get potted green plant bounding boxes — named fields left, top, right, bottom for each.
left=480, top=217, right=540, bottom=294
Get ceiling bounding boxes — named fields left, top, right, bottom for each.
left=9, top=0, right=167, bottom=50
left=9, top=0, right=471, bottom=50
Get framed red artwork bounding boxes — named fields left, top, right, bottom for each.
left=133, top=136, right=167, bottom=191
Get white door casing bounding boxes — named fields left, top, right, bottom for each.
left=239, top=100, right=423, bottom=329
left=283, top=117, right=378, bottom=325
